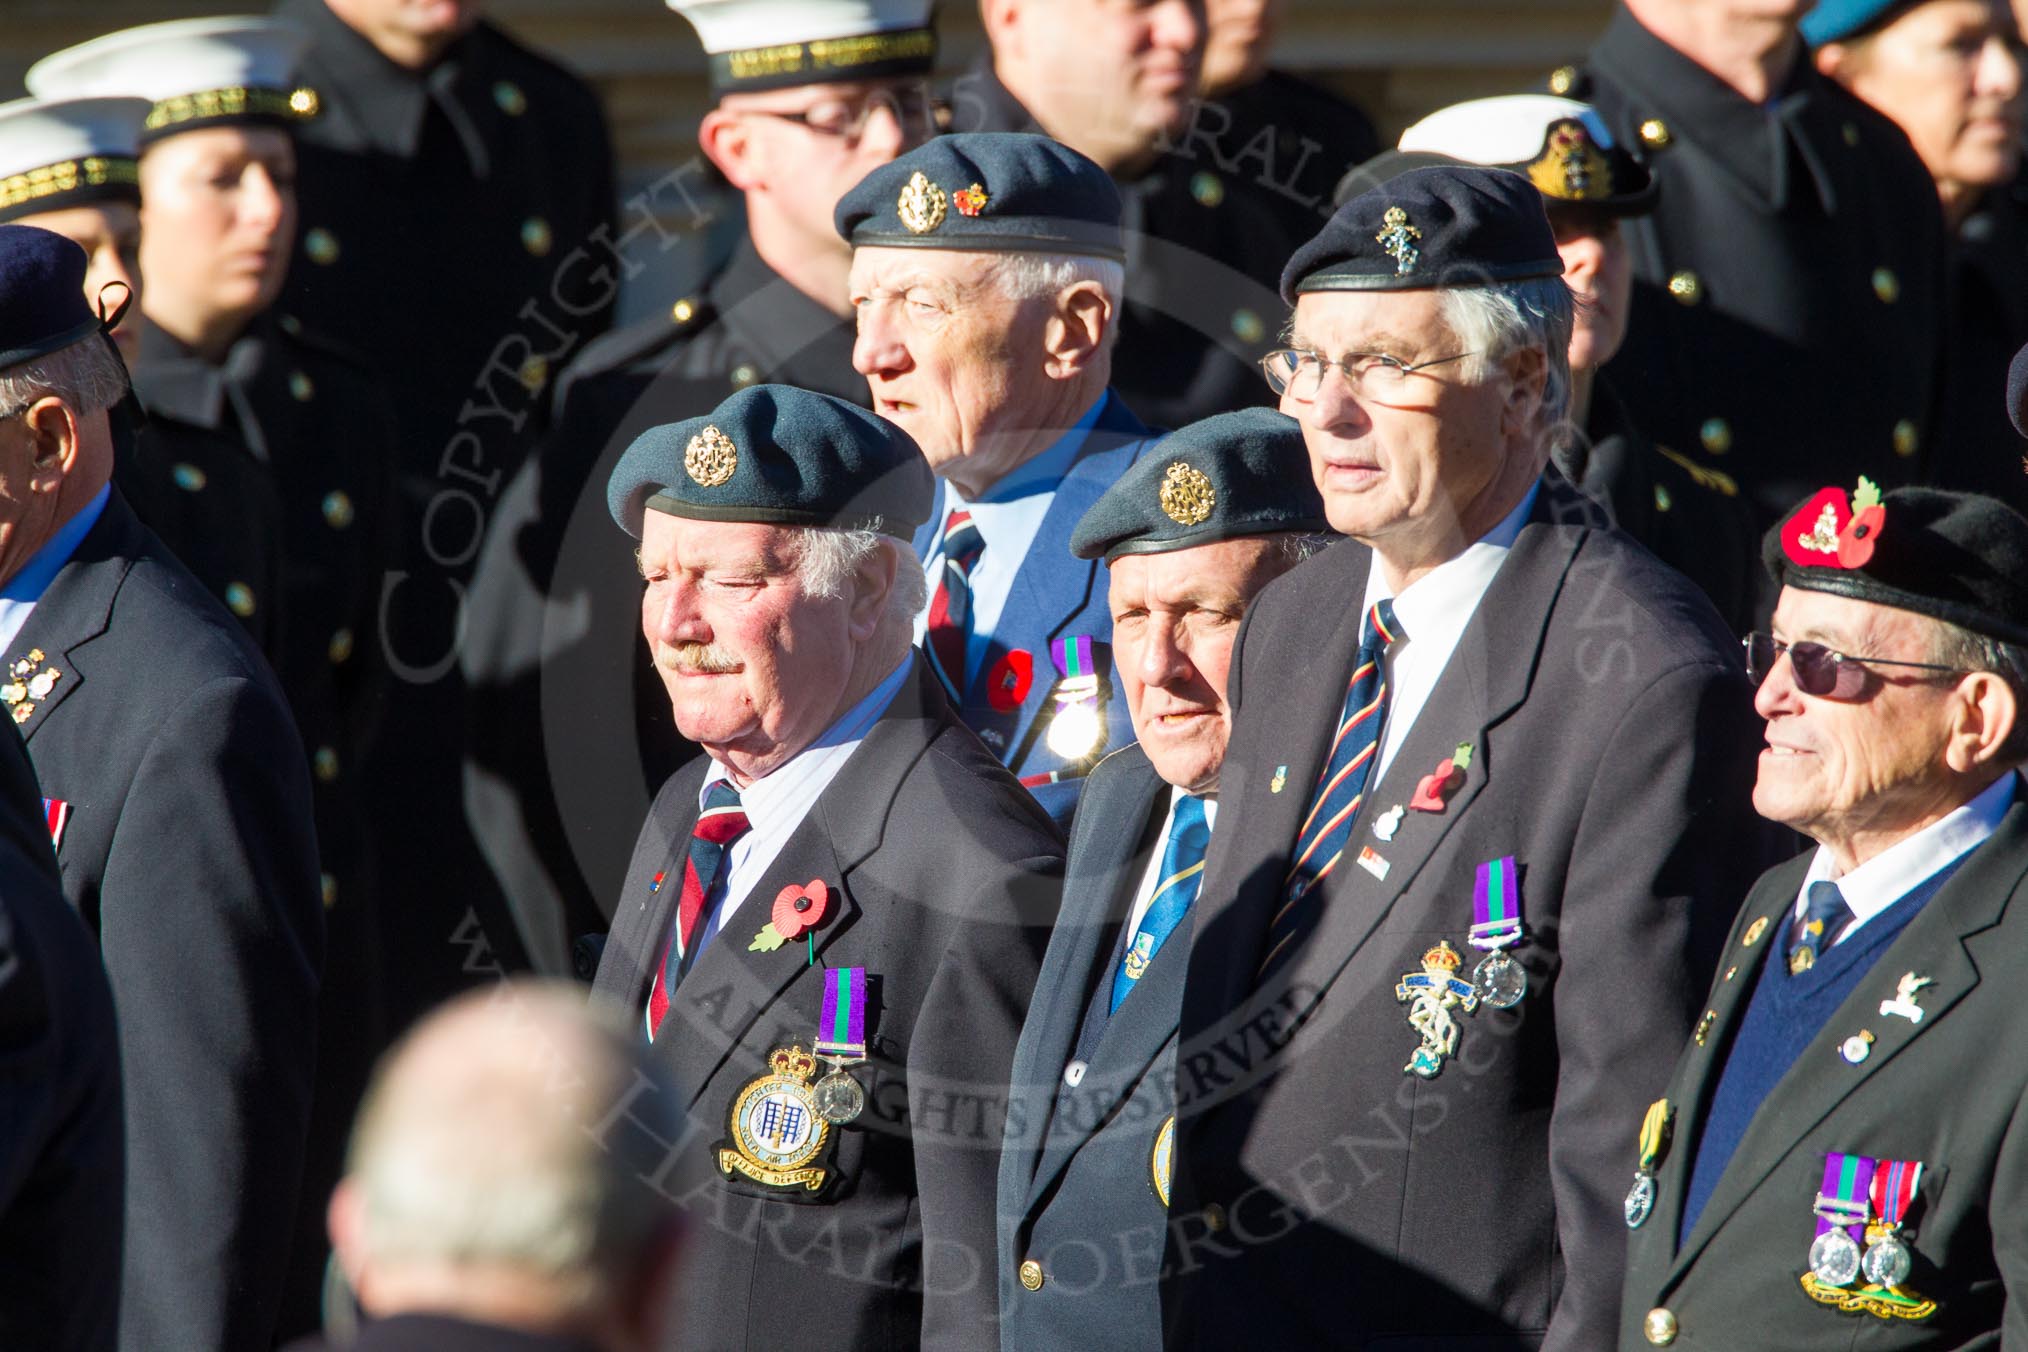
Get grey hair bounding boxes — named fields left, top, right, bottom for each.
left=1436, top=278, right=1576, bottom=430
left=988, top=252, right=1125, bottom=358
left=0, top=335, right=129, bottom=418
left=1928, top=617, right=2028, bottom=764
left=794, top=525, right=928, bottom=628
left=1277, top=531, right=1333, bottom=567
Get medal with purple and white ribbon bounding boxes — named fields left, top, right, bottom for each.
left=1808, top=1153, right=1876, bottom=1287
left=812, top=966, right=868, bottom=1124
left=1468, top=856, right=1527, bottom=1008
left=1044, top=635, right=1105, bottom=761
left=1863, top=1159, right=1922, bottom=1288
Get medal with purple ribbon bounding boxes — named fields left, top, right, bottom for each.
left=1467, top=855, right=1527, bottom=1008
left=812, top=966, right=868, bottom=1125
left=1808, top=1152, right=1875, bottom=1288
left=1043, top=635, right=1106, bottom=761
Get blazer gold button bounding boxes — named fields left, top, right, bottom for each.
left=303, top=227, right=339, bottom=265
left=1667, top=271, right=1701, bottom=305
left=1644, top=1307, right=1678, bottom=1345
left=521, top=217, right=553, bottom=257
left=672, top=297, right=697, bottom=324
left=1872, top=267, right=1900, bottom=304
left=1549, top=65, right=1576, bottom=95
left=1893, top=419, right=1919, bottom=458
left=1640, top=118, right=1672, bottom=149
left=1699, top=418, right=1732, bottom=454
left=1018, top=1258, right=1044, bottom=1291
left=1203, top=1203, right=1227, bottom=1232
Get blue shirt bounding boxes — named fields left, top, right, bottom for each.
left=0, top=485, right=110, bottom=652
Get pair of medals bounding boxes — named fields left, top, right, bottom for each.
left=1800, top=1153, right=1935, bottom=1320
left=716, top=967, right=871, bottom=1194
left=1393, top=857, right=1528, bottom=1079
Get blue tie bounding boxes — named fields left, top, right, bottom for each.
left=1264, top=599, right=1403, bottom=978
left=1788, top=880, right=1853, bottom=975
left=1111, top=794, right=1211, bottom=1011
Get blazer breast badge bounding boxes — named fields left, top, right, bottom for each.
left=718, top=1045, right=833, bottom=1193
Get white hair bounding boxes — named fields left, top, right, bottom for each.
left=1437, top=278, right=1576, bottom=429
left=988, top=252, right=1126, bottom=359
left=0, top=335, right=128, bottom=417
left=794, top=524, right=927, bottom=629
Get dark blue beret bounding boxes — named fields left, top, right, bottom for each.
left=0, top=225, right=107, bottom=371
left=1800, top=0, right=1915, bottom=45
left=1070, top=408, right=1329, bottom=561
left=607, top=383, right=933, bottom=540
left=1281, top=165, right=1563, bottom=304
left=1763, top=482, right=2028, bottom=647
left=834, top=132, right=1124, bottom=260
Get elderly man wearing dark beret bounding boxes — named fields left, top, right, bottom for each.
left=1620, top=485, right=2028, bottom=1348
left=588, top=383, right=1064, bottom=1349
left=1162, top=166, right=1775, bottom=1349
left=838, top=131, right=1163, bottom=829
left=995, top=409, right=1328, bottom=1349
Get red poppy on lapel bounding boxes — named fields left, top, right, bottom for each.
left=986, top=650, right=1033, bottom=712
left=772, top=880, right=831, bottom=941
left=1409, top=757, right=1466, bottom=813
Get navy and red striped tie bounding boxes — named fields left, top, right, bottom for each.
left=925, top=508, right=984, bottom=699
left=646, top=780, right=751, bottom=1041
left=1262, top=598, right=1404, bottom=979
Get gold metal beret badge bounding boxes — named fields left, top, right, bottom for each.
left=897, top=171, right=947, bottom=234
left=1527, top=120, right=1611, bottom=202
left=1160, top=461, right=1216, bottom=526
left=684, top=425, right=739, bottom=487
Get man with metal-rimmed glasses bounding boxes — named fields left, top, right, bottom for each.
left=1622, top=484, right=2028, bottom=1349
left=1164, top=164, right=1773, bottom=1348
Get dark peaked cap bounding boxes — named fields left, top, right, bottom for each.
left=1282, top=164, right=1563, bottom=303
left=1071, top=408, right=1329, bottom=561
left=607, top=383, right=933, bottom=540
left=0, top=224, right=110, bottom=371
left=835, top=132, right=1125, bottom=260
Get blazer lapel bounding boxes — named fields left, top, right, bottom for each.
left=1668, top=803, right=2028, bottom=1279
left=9, top=494, right=141, bottom=740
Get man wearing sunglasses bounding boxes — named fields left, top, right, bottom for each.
left=1620, top=485, right=2028, bottom=1349
left=1163, top=165, right=1772, bottom=1348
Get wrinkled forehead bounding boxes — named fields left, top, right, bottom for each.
left=848, top=243, right=1003, bottom=294
left=1287, top=286, right=1454, bottom=353
left=639, top=513, right=806, bottom=572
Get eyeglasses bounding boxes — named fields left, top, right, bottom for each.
left=743, top=86, right=940, bottom=144
left=1259, top=347, right=1478, bottom=404
left=1742, top=632, right=1966, bottom=700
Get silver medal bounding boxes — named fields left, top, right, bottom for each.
left=813, top=1069, right=865, bottom=1125
left=1862, top=1232, right=1912, bottom=1289
left=1472, top=950, right=1527, bottom=1009
left=1624, top=1171, right=1656, bottom=1230
left=1809, top=1227, right=1863, bottom=1287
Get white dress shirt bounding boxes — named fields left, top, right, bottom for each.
left=916, top=395, right=1105, bottom=686
left=690, top=657, right=912, bottom=951
left=1124, top=787, right=1220, bottom=940
left=1790, top=770, right=2017, bottom=948
left=1358, top=481, right=1539, bottom=780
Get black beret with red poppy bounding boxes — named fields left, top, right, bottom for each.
left=1763, top=481, right=2028, bottom=647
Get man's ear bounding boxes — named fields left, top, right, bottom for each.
left=699, top=107, right=761, bottom=192
left=1042, top=280, right=1112, bottom=379
left=1945, top=670, right=2021, bottom=773
left=327, top=1179, right=372, bottom=1306
left=848, top=541, right=901, bottom=641
left=980, top=0, right=1025, bottom=59
left=18, top=397, right=79, bottom=492
left=1499, top=345, right=1547, bottom=436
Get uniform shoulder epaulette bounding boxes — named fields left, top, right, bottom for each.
left=1653, top=443, right=1740, bottom=497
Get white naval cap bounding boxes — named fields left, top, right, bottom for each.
left=1397, top=94, right=1655, bottom=211
left=27, top=16, right=318, bottom=142
left=670, top=0, right=937, bottom=92
left=0, top=96, right=150, bottom=225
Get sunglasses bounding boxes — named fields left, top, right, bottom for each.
left=1742, top=632, right=1965, bottom=700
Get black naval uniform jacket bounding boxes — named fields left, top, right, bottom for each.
left=1163, top=478, right=1774, bottom=1350
left=1933, top=189, right=2028, bottom=517
left=947, top=61, right=1293, bottom=430
left=461, top=238, right=866, bottom=974
left=0, top=719, right=123, bottom=1352
left=998, top=744, right=1189, bottom=1352
left=1564, top=8, right=1947, bottom=530
left=591, top=656, right=1064, bottom=1350
left=11, top=489, right=323, bottom=1352
left=1620, top=791, right=2028, bottom=1348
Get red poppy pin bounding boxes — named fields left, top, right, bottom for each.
left=954, top=182, right=990, bottom=217
left=987, top=650, right=1034, bottom=713
left=749, top=880, right=831, bottom=952
left=1408, top=741, right=1474, bottom=814
left=1781, top=476, right=1883, bottom=569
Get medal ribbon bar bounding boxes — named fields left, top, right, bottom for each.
left=1815, top=1153, right=1876, bottom=1243
left=814, top=966, right=867, bottom=1060
left=1468, top=855, right=1524, bottom=950
left=1870, top=1158, right=1921, bottom=1233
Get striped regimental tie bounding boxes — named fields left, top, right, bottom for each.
left=646, top=780, right=751, bottom=1041
left=1111, top=793, right=1212, bottom=1011
left=925, top=508, right=984, bottom=699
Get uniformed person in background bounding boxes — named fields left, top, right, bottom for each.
left=1807, top=0, right=2028, bottom=516
left=1375, top=94, right=1757, bottom=631
left=838, top=133, right=1164, bottom=825
left=1620, top=486, right=2028, bottom=1349
left=952, top=0, right=1295, bottom=429
left=31, top=25, right=400, bottom=1331
left=591, top=384, right=1063, bottom=1348
left=1554, top=0, right=1948, bottom=577
left=996, top=409, right=1327, bottom=1350
left=0, top=224, right=322, bottom=1352
left=460, top=0, right=937, bottom=979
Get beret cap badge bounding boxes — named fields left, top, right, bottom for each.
left=684, top=424, right=739, bottom=488
left=1159, top=461, right=1216, bottom=526
left=1527, top=120, right=1611, bottom=203
left=953, top=182, right=989, bottom=217
left=1781, top=476, right=1883, bottom=571
left=897, top=171, right=947, bottom=234
left=1376, top=206, right=1422, bottom=276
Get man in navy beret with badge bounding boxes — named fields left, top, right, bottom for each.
left=1619, top=484, right=2028, bottom=1349
left=589, top=383, right=1063, bottom=1349
left=996, top=408, right=1328, bottom=1350
left=1161, top=166, right=1772, bottom=1348
left=0, top=224, right=322, bottom=1352
left=838, top=131, right=1163, bottom=828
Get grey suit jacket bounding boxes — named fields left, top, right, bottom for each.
left=591, top=655, right=1064, bottom=1351
left=10, top=491, right=323, bottom=1352
left=1165, top=479, right=1776, bottom=1350
left=1619, top=794, right=2028, bottom=1349
left=998, top=744, right=1180, bottom=1351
